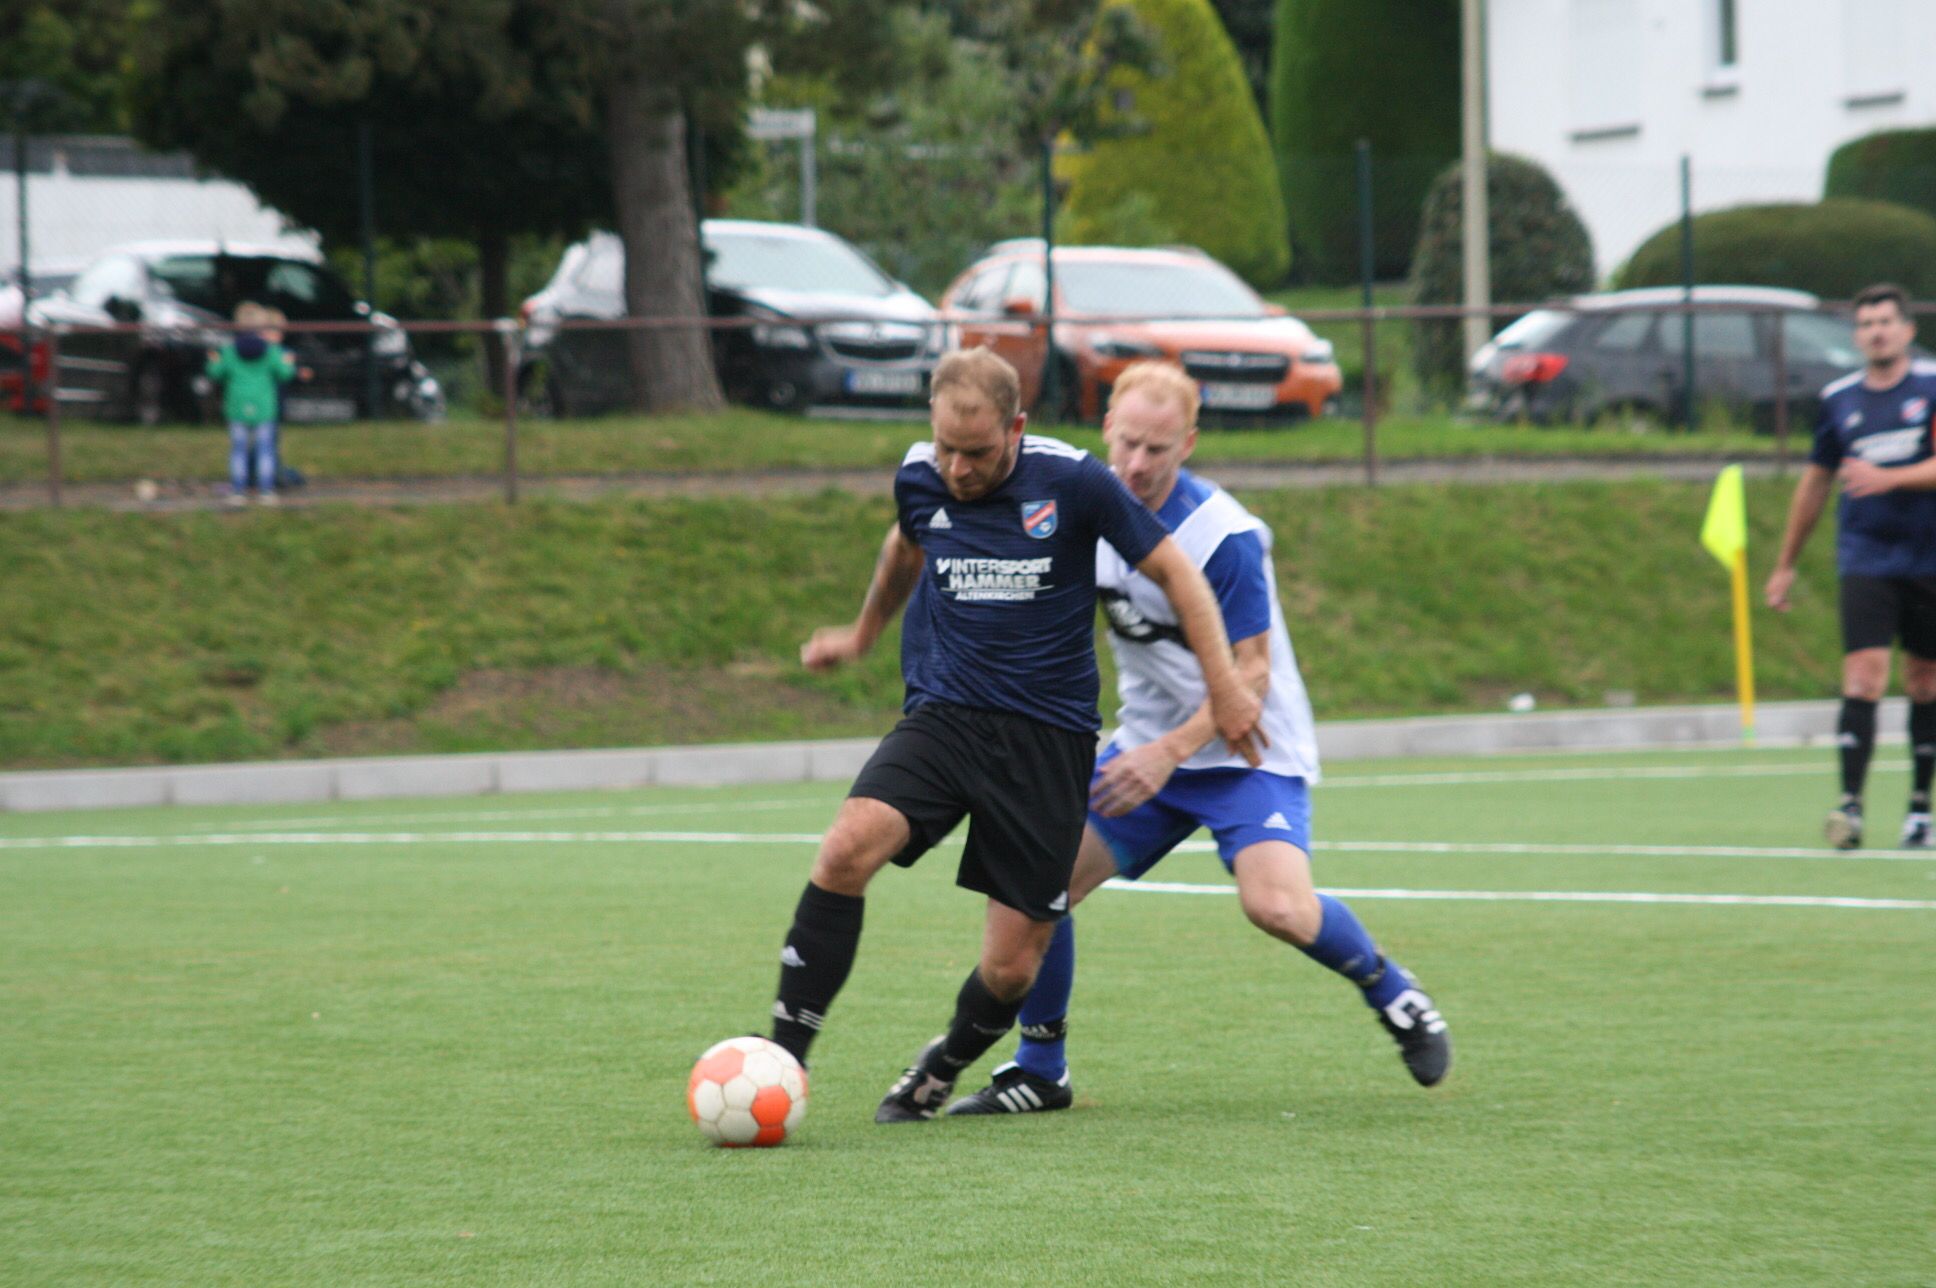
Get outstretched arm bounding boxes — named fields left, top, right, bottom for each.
left=1765, top=465, right=1833, bottom=612
left=1134, top=536, right=1263, bottom=764
left=802, top=523, right=924, bottom=670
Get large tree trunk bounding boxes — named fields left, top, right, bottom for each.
left=477, top=228, right=510, bottom=399
left=604, top=75, right=723, bottom=412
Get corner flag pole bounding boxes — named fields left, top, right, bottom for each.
left=1701, top=465, right=1755, bottom=741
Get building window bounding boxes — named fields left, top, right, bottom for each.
left=1712, top=0, right=1738, bottom=70
left=1569, top=0, right=1643, bottom=135
left=1843, top=0, right=1907, bottom=103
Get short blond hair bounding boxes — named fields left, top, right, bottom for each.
left=1108, top=359, right=1199, bottom=428
left=932, top=346, right=1021, bottom=425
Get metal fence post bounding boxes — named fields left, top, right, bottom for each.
left=1356, top=140, right=1379, bottom=487
left=1770, top=308, right=1789, bottom=475
left=43, top=326, right=61, bottom=508
left=498, top=319, right=519, bottom=505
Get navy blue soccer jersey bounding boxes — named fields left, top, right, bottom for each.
left=895, top=434, right=1169, bottom=732
left=1810, top=360, right=1936, bottom=576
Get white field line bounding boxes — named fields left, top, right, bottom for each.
left=1321, top=758, right=1907, bottom=788
left=4, top=829, right=1935, bottom=862
left=1106, top=881, right=1936, bottom=912
left=186, top=797, right=825, bottom=834
left=1, top=828, right=1932, bottom=911
left=143, top=756, right=1908, bottom=834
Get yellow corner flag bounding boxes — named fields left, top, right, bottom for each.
left=1701, top=465, right=1755, bottom=741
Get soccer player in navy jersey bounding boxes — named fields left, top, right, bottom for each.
left=1767, top=284, right=1936, bottom=850
left=768, top=347, right=1264, bottom=1121
left=945, top=362, right=1449, bottom=1116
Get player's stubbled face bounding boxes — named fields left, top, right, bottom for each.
left=1105, top=388, right=1196, bottom=508
left=931, top=392, right=1020, bottom=501
left=1854, top=302, right=1914, bottom=367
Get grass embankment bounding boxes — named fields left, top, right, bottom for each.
left=0, top=407, right=1794, bottom=488
left=0, top=478, right=1839, bottom=770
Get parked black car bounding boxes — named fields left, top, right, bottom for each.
left=29, top=241, right=443, bottom=424
left=518, top=221, right=942, bottom=416
left=1465, top=286, right=1920, bottom=429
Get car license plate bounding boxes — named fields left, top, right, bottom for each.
left=844, top=368, right=922, bottom=396
left=1199, top=381, right=1278, bottom=411
left=283, top=396, right=357, bottom=422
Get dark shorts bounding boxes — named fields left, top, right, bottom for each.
left=1840, top=575, right=1936, bottom=657
left=848, top=701, right=1096, bottom=921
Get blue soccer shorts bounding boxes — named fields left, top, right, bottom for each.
left=1086, top=743, right=1312, bottom=879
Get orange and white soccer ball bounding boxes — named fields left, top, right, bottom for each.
left=687, top=1036, right=808, bottom=1147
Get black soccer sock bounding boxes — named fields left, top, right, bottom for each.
left=926, top=968, right=1026, bottom=1079
left=770, top=881, right=864, bottom=1064
left=1838, top=697, right=1878, bottom=803
left=1910, top=702, right=1936, bottom=811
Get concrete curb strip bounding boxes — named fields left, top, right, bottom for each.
left=0, top=698, right=1882, bottom=814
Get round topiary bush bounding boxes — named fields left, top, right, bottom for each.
left=1825, top=127, right=1936, bottom=226
left=1270, top=0, right=1459, bottom=285
left=1407, top=153, right=1595, bottom=394
left=1613, top=199, right=1936, bottom=301
left=1059, top=0, right=1290, bottom=287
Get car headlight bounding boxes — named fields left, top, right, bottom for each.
left=1299, top=338, right=1336, bottom=365
left=923, top=322, right=946, bottom=356
left=751, top=321, right=813, bottom=350
left=1089, top=332, right=1164, bottom=360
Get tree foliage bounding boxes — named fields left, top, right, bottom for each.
left=1206, top=0, right=1276, bottom=117
left=1614, top=199, right=1936, bottom=302
left=0, top=1, right=131, bottom=133
left=1824, top=127, right=1936, bottom=227
left=1270, top=0, right=1458, bottom=284
left=1059, top=0, right=1290, bottom=286
left=1408, top=153, right=1595, bottom=392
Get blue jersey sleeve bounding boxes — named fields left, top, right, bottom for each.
left=1201, top=530, right=1272, bottom=643
left=1079, top=455, right=1168, bottom=565
left=1809, top=396, right=1844, bottom=471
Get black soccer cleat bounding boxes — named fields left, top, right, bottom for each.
left=944, top=1061, right=1074, bottom=1116
left=1378, top=987, right=1452, bottom=1088
left=874, top=1036, right=955, bottom=1123
left=1900, top=812, right=1930, bottom=849
left=1825, top=801, right=1864, bottom=850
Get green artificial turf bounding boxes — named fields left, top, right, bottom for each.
left=2, top=745, right=1931, bottom=1284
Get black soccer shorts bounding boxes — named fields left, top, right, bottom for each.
left=847, top=701, right=1096, bottom=921
left=1839, top=575, right=1936, bottom=657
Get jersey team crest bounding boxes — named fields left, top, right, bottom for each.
left=1020, top=499, right=1058, bottom=539
left=1904, top=397, right=1929, bottom=424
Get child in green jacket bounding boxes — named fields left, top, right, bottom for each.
left=206, top=301, right=298, bottom=505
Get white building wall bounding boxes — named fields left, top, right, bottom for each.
left=1489, top=0, right=1936, bottom=279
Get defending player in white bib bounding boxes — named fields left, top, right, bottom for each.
left=947, top=361, right=1452, bottom=1117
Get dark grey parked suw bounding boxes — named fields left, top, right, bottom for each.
left=1466, top=286, right=1916, bottom=430
left=30, top=241, right=443, bottom=425
left=518, top=221, right=942, bottom=416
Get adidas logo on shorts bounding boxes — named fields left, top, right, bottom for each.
left=1263, top=811, right=1292, bottom=831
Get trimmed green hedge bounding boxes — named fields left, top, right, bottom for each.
left=1614, top=199, right=1936, bottom=300
left=1060, top=0, right=1290, bottom=286
left=1824, top=127, right=1936, bottom=226
left=1269, top=0, right=1458, bottom=285
left=1408, top=153, right=1595, bottom=392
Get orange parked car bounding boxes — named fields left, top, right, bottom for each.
left=939, top=240, right=1341, bottom=422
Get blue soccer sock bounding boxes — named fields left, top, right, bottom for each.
left=1014, top=916, right=1075, bottom=1080
left=1297, top=893, right=1410, bottom=1011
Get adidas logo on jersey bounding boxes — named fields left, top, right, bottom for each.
left=1263, top=811, right=1292, bottom=831
left=929, top=507, right=952, bottom=529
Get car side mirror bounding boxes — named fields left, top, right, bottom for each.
left=105, top=296, right=142, bottom=323
left=1002, top=297, right=1037, bottom=318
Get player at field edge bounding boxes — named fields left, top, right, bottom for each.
left=947, top=360, right=1451, bottom=1117
left=768, top=346, right=1265, bottom=1122
left=1766, top=283, right=1936, bottom=850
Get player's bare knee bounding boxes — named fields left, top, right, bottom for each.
left=1242, top=888, right=1320, bottom=946
left=977, top=954, right=1038, bottom=1001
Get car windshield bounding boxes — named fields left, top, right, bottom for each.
left=1490, top=310, right=1575, bottom=349
left=149, top=254, right=360, bottom=320
left=705, top=231, right=896, bottom=298
left=1056, top=260, right=1265, bottom=318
